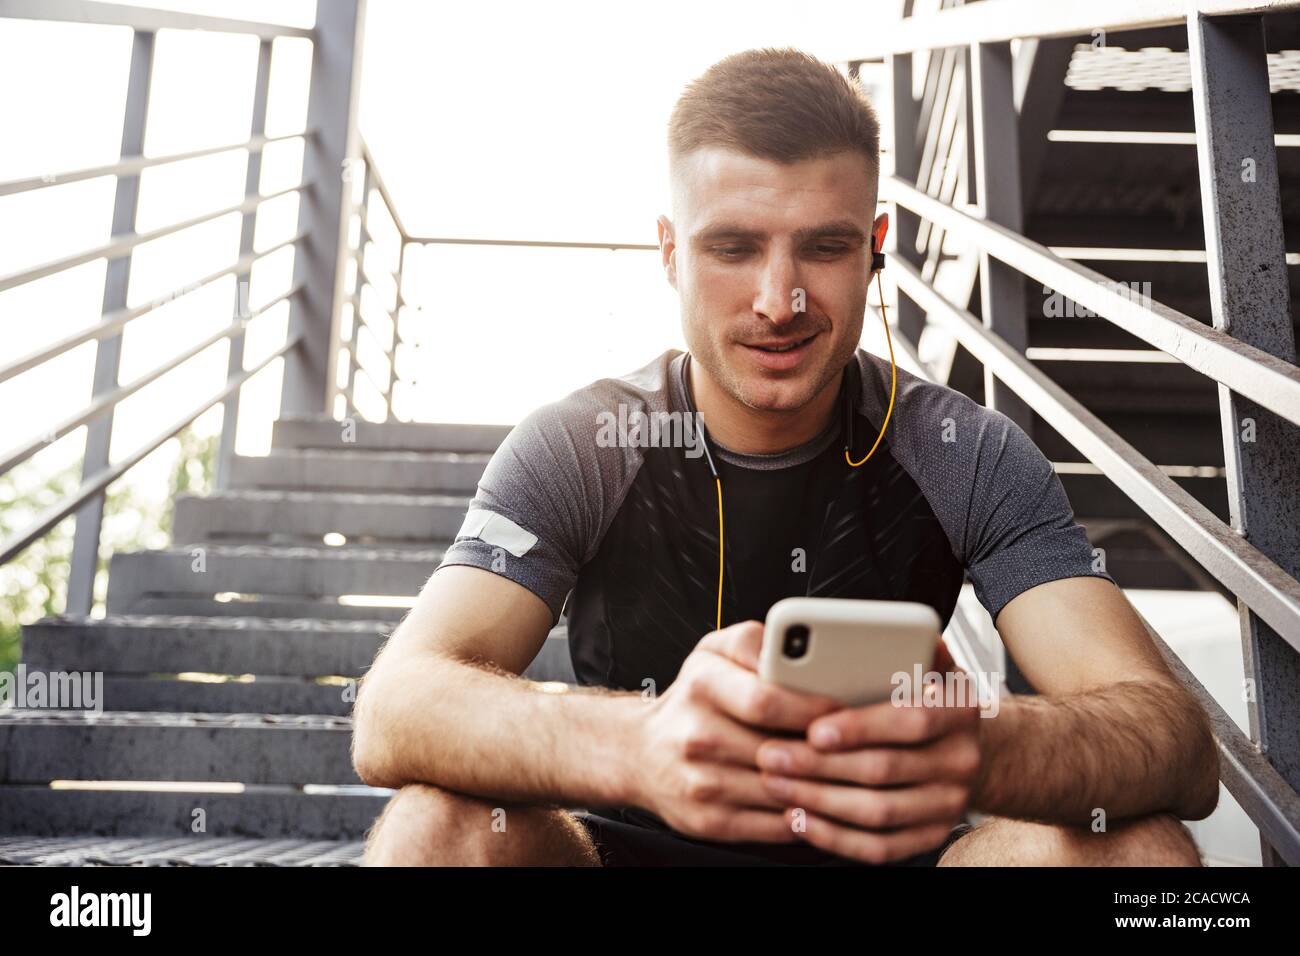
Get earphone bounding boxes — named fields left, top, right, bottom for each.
left=689, top=242, right=898, bottom=631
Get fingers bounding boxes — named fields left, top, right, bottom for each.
left=805, top=684, right=979, bottom=751
left=760, top=776, right=967, bottom=831
left=693, top=652, right=840, bottom=733
left=754, top=730, right=981, bottom=787
left=677, top=710, right=775, bottom=768
left=786, top=809, right=957, bottom=865
left=695, top=620, right=764, bottom=670
left=690, top=621, right=842, bottom=732
left=705, top=808, right=801, bottom=844
left=669, top=766, right=801, bottom=844
left=680, top=764, right=788, bottom=813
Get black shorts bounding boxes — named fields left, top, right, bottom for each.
left=573, top=806, right=974, bottom=867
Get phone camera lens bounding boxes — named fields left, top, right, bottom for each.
left=782, top=624, right=810, bottom=660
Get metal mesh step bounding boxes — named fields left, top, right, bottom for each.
left=0, top=835, right=363, bottom=866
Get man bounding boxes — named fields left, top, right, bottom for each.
left=352, top=48, right=1218, bottom=866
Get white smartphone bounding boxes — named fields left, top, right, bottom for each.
left=759, top=597, right=941, bottom=707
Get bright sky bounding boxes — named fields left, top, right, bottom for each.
left=0, top=0, right=892, bottom=494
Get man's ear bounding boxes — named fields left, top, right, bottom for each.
left=657, top=215, right=677, bottom=289
left=871, top=211, right=890, bottom=255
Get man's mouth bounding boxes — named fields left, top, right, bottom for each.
left=747, top=333, right=818, bottom=353
left=740, top=332, right=820, bottom=370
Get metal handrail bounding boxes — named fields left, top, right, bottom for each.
left=0, top=180, right=312, bottom=293
left=360, top=142, right=411, bottom=241
left=885, top=175, right=1300, bottom=429
left=833, top=0, right=1300, bottom=61
left=0, top=0, right=314, bottom=40
left=0, top=284, right=302, bottom=477
left=0, top=231, right=306, bottom=387
left=892, top=255, right=1300, bottom=650
left=0, top=130, right=314, bottom=198
left=1143, top=612, right=1300, bottom=864
left=354, top=254, right=405, bottom=311
left=0, top=333, right=302, bottom=566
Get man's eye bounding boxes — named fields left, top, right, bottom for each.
left=811, top=243, right=848, bottom=256
left=712, top=246, right=750, bottom=259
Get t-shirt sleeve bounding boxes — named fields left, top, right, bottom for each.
left=961, top=409, right=1115, bottom=621
left=433, top=396, right=627, bottom=624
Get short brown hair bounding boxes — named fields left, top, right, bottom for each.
left=668, top=47, right=880, bottom=178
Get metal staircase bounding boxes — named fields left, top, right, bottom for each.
left=883, top=20, right=1300, bottom=594
left=0, top=415, right=575, bottom=865
left=3, top=0, right=1299, bottom=866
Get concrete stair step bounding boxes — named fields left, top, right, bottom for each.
left=24, top=614, right=390, bottom=678
left=21, top=614, right=577, bottom=712
left=0, top=786, right=387, bottom=841
left=172, top=490, right=471, bottom=546
left=89, top=676, right=356, bottom=715
left=228, top=449, right=487, bottom=494
left=105, top=544, right=443, bottom=614
left=110, top=597, right=413, bottom=621
left=0, top=834, right=365, bottom=866
left=272, top=415, right=511, bottom=453
left=0, top=710, right=358, bottom=786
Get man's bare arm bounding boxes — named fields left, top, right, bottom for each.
left=969, top=576, right=1219, bottom=824
left=350, top=565, right=643, bottom=808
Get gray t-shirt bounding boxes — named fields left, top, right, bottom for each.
left=437, top=348, right=1112, bottom=691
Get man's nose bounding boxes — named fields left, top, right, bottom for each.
left=753, top=250, right=800, bottom=328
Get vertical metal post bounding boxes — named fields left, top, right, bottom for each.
left=279, top=0, right=366, bottom=418
left=970, top=39, right=1035, bottom=695
left=970, top=40, right=1031, bottom=430
left=66, top=29, right=155, bottom=616
left=214, top=37, right=273, bottom=491
left=386, top=236, right=406, bottom=421
left=342, top=160, right=371, bottom=418
left=889, top=50, right=926, bottom=349
left=1189, top=13, right=1300, bottom=867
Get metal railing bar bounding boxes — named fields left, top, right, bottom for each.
left=1142, top=611, right=1300, bottom=865
left=888, top=328, right=1003, bottom=680
left=353, top=253, right=406, bottom=310
left=827, top=0, right=1300, bottom=61
left=0, top=130, right=313, bottom=198
left=0, top=284, right=301, bottom=477
left=1024, top=348, right=1183, bottom=363
left=353, top=292, right=403, bottom=352
left=0, top=231, right=307, bottom=386
left=214, top=34, right=273, bottom=492
left=892, top=255, right=1300, bottom=650
left=0, top=181, right=312, bottom=294
left=0, top=333, right=301, bottom=567
left=885, top=175, right=1300, bottom=429
left=351, top=344, right=391, bottom=399
left=0, top=0, right=314, bottom=40
left=360, top=142, right=410, bottom=241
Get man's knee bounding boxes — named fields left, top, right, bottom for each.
left=1097, top=812, right=1202, bottom=867
left=940, top=812, right=1202, bottom=867
left=363, top=783, right=599, bottom=866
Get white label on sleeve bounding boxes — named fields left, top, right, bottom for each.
left=456, top=508, right=538, bottom=557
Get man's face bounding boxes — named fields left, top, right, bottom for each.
left=658, top=146, right=885, bottom=413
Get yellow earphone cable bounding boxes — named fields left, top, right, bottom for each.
left=845, top=268, right=896, bottom=467
left=714, top=264, right=894, bottom=631
left=714, top=476, right=724, bottom=632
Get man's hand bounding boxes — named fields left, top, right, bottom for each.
left=754, top=668, right=982, bottom=864
left=630, top=621, right=841, bottom=844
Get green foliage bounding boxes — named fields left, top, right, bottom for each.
left=0, top=463, right=78, bottom=677
left=0, top=427, right=219, bottom=676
